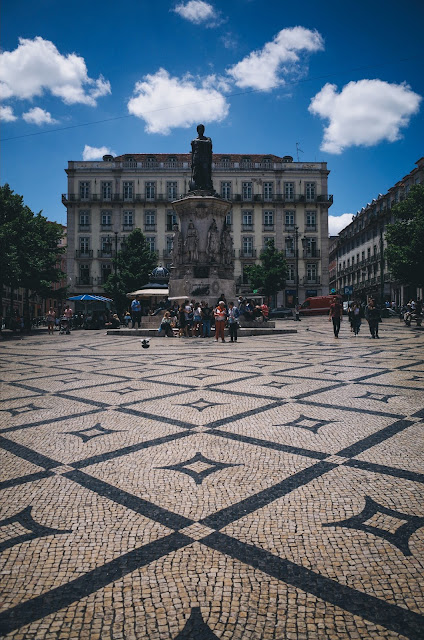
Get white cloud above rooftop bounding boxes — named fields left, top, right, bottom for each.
left=309, top=79, right=422, bottom=154
left=0, top=37, right=111, bottom=106
left=173, top=1, right=219, bottom=25
left=127, top=68, right=229, bottom=134
left=82, top=145, right=116, bottom=161
left=22, top=107, right=58, bottom=125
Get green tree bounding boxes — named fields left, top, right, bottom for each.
left=103, top=228, right=157, bottom=314
left=385, top=184, right=424, bottom=288
left=244, top=240, right=288, bottom=301
left=0, top=184, right=66, bottom=320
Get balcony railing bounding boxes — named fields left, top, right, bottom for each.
left=283, top=250, right=295, bottom=258
left=305, top=224, right=317, bottom=232
left=162, top=249, right=173, bottom=259
left=262, top=224, right=275, bottom=232
left=75, top=277, right=93, bottom=286
left=303, top=276, right=321, bottom=285
left=122, top=224, right=134, bottom=231
left=75, top=250, right=93, bottom=258
left=97, top=250, right=113, bottom=258
left=100, top=224, right=113, bottom=232
left=303, top=249, right=321, bottom=259
left=144, top=224, right=157, bottom=232
left=239, top=249, right=257, bottom=259
left=242, top=224, right=254, bottom=232
left=78, top=224, right=91, bottom=232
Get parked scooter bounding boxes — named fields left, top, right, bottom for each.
left=404, top=310, right=422, bottom=326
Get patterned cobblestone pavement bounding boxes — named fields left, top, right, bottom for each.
left=0, top=318, right=423, bottom=639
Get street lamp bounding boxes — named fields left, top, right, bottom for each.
left=287, top=226, right=307, bottom=304
left=114, top=231, right=118, bottom=275
left=379, top=227, right=384, bottom=307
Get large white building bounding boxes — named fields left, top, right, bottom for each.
left=329, top=157, right=424, bottom=305
left=63, top=152, right=332, bottom=306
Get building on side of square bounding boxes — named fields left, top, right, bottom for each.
left=63, top=153, right=332, bottom=306
left=329, top=157, right=424, bottom=306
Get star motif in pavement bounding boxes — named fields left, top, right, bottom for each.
left=358, top=391, right=398, bottom=403
left=263, top=381, right=290, bottom=389
left=157, top=452, right=242, bottom=485
left=274, top=414, right=335, bottom=434
left=323, top=496, right=424, bottom=556
left=177, top=397, right=228, bottom=412
left=111, top=386, right=144, bottom=395
left=0, top=403, right=45, bottom=417
left=65, top=422, right=124, bottom=442
left=0, top=506, right=72, bottom=553
left=191, top=373, right=211, bottom=381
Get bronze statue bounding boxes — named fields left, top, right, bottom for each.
left=190, top=124, right=213, bottom=192
left=221, top=224, right=233, bottom=266
left=171, top=223, right=183, bottom=265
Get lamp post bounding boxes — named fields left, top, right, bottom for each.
left=114, top=231, right=118, bottom=276
left=379, top=227, right=385, bottom=307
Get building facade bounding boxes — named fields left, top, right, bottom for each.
left=63, top=153, right=332, bottom=306
left=329, top=157, right=424, bottom=305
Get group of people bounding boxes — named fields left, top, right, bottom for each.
left=329, top=297, right=382, bottom=339
left=158, top=299, right=245, bottom=342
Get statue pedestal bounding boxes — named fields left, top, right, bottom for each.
left=169, top=194, right=235, bottom=305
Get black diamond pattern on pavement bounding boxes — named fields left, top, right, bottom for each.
left=157, top=451, right=242, bottom=485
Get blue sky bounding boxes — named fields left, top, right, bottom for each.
left=1, top=0, right=423, bottom=234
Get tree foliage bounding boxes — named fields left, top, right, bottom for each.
left=244, top=240, right=288, bottom=299
left=385, top=184, right=424, bottom=288
left=103, top=228, right=157, bottom=314
left=0, top=184, right=66, bottom=314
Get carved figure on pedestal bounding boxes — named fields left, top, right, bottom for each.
left=221, top=224, right=233, bottom=266
left=185, top=220, right=199, bottom=263
left=171, top=223, right=183, bottom=265
left=207, top=218, right=220, bottom=262
left=190, top=124, right=213, bottom=192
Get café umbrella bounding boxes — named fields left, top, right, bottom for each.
left=67, top=294, right=113, bottom=315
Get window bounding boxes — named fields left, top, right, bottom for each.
left=221, top=156, right=230, bottom=168
left=306, top=211, right=316, bottom=228
left=221, top=181, right=232, bottom=199
left=284, top=182, right=294, bottom=201
left=101, top=236, right=112, bottom=253
left=225, top=211, right=232, bottom=227
left=307, top=263, right=317, bottom=280
left=101, top=211, right=112, bottom=227
left=79, top=210, right=90, bottom=228
left=242, top=211, right=253, bottom=229
left=285, top=237, right=294, bottom=256
left=167, top=181, right=178, bottom=201
left=146, top=237, right=156, bottom=253
left=79, top=237, right=90, bottom=252
left=102, top=181, right=112, bottom=200
left=79, top=182, right=90, bottom=199
left=287, top=263, right=295, bottom=281
left=101, top=264, right=112, bottom=284
left=367, top=247, right=371, bottom=258
left=123, top=181, right=133, bottom=200
left=262, top=157, right=272, bottom=168
left=146, top=156, right=156, bottom=167
left=263, top=237, right=274, bottom=249
left=241, top=156, right=252, bottom=168
left=304, top=238, right=317, bottom=256
left=166, top=236, right=173, bottom=253
left=263, top=182, right=273, bottom=201
left=123, top=210, right=133, bottom=227
left=361, top=250, right=365, bottom=261
left=285, top=211, right=295, bottom=227
left=167, top=156, right=177, bottom=167
left=242, top=236, right=253, bottom=255
left=242, top=181, right=252, bottom=200
left=263, top=211, right=274, bottom=227
left=79, top=264, right=90, bottom=284
left=306, top=182, right=316, bottom=201
left=166, top=210, right=177, bottom=231
left=144, top=210, right=156, bottom=230
left=373, top=244, right=377, bottom=255
left=145, top=181, right=156, bottom=200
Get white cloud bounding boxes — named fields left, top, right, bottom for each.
left=227, top=26, right=324, bottom=91
left=82, top=145, right=115, bottom=161
left=329, top=213, right=354, bottom=236
left=22, top=107, right=58, bottom=125
left=0, top=105, right=17, bottom=121
left=173, top=1, right=217, bottom=24
left=0, top=37, right=111, bottom=106
left=309, top=80, right=422, bottom=154
left=127, top=68, right=229, bottom=134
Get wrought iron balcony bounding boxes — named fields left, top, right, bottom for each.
left=239, top=249, right=257, bottom=259
left=75, top=277, right=93, bottom=286
left=97, top=250, right=113, bottom=258
left=303, top=249, right=321, bottom=259
left=75, top=250, right=93, bottom=258
left=242, top=224, right=254, bottom=232
left=303, top=275, right=321, bottom=285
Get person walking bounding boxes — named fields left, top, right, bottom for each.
left=351, top=302, right=361, bottom=335
left=227, top=301, right=240, bottom=342
left=295, top=303, right=301, bottom=321
left=201, top=301, right=213, bottom=338
left=365, top=298, right=381, bottom=338
left=214, top=301, right=227, bottom=342
left=328, top=297, right=343, bottom=338
left=46, top=308, right=56, bottom=335
left=131, top=296, right=142, bottom=329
